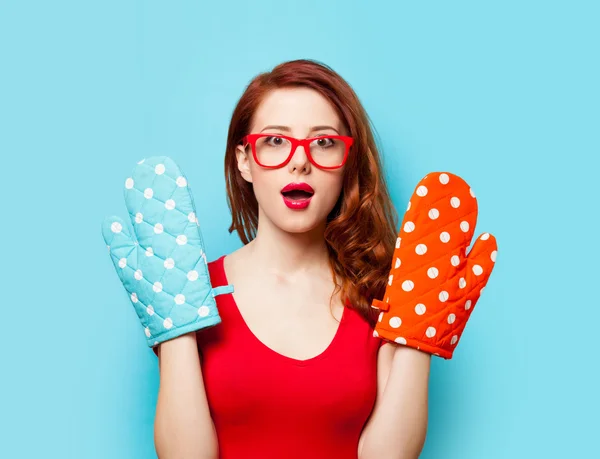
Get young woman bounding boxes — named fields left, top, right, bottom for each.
left=154, top=59, right=432, bottom=459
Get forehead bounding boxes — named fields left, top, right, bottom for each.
left=250, top=87, right=342, bottom=131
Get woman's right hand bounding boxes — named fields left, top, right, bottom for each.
left=101, top=156, right=233, bottom=349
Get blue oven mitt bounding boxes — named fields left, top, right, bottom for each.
left=101, top=156, right=233, bottom=348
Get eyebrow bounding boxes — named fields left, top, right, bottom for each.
left=260, top=125, right=340, bottom=134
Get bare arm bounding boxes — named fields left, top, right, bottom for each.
left=154, top=333, right=218, bottom=459
left=358, top=343, right=431, bottom=459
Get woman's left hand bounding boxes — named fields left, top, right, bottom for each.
left=371, top=172, right=498, bottom=359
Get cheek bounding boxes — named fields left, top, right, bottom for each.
left=248, top=167, right=279, bottom=202
left=310, top=173, right=345, bottom=215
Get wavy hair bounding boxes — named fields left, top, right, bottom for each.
left=224, top=59, right=399, bottom=327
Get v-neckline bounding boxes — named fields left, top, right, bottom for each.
left=219, top=254, right=348, bottom=367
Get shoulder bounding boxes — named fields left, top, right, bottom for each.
left=342, top=305, right=392, bottom=352
left=207, top=254, right=226, bottom=286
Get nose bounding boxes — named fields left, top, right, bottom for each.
left=288, top=141, right=311, bottom=171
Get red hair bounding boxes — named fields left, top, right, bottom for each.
left=224, top=59, right=399, bottom=327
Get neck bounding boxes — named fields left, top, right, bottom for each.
left=246, top=216, right=331, bottom=284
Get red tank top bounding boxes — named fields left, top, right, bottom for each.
left=195, top=255, right=384, bottom=459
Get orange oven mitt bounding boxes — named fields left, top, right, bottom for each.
left=371, top=172, right=498, bottom=359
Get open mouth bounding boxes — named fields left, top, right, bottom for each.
left=281, top=190, right=314, bottom=201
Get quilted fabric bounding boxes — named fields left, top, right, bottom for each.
left=101, top=156, right=233, bottom=348
left=371, top=172, right=498, bottom=359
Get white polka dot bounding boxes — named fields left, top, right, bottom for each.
left=164, top=258, right=175, bottom=269
left=402, top=280, right=414, bottom=291
left=165, top=199, right=176, bottom=210
left=427, top=267, right=439, bottom=279
left=451, top=255, right=460, bottom=266
left=394, top=257, right=401, bottom=269
left=428, top=208, right=440, bottom=220
left=447, top=313, right=456, bottom=324
left=415, top=244, right=427, bottom=255
left=491, top=250, right=497, bottom=262
left=481, top=233, right=490, bottom=240
left=187, top=270, right=199, bottom=281
left=174, top=294, right=185, bottom=305
left=460, top=221, right=469, bottom=232
left=163, top=318, right=173, bottom=329
left=439, top=173, right=450, bottom=184
left=155, top=163, right=166, bottom=175
left=415, top=303, right=426, bottom=315
left=389, top=317, right=402, bottom=328
left=416, top=185, right=428, bottom=197
left=143, top=188, right=153, bottom=199
left=146, top=305, right=154, bottom=315
left=388, top=274, right=394, bottom=286
left=135, top=212, right=143, bottom=224
left=404, top=221, right=415, bottom=233
left=426, top=326, right=436, bottom=338
left=111, top=221, right=122, bottom=233
left=153, top=282, right=163, bottom=293
left=407, top=201, right=411, bottom=211
left=440, top=232, right=451, bottom=243
left=198, top=306, right=210, bottom=317
left=176, top=235, right=188, bottom=246
left=188, top=212, right=196, bottom=223
left=118, top=258, right=127, bottom=268
left=395, top=337, right=407, bottom=345
left=459, top=277, right=466, bottom=288
left=470, top=188, right=475, bottom=198
left=451, top=335, right=458, bottom=345
left=439, top=291, right=449, bottom=302
left=145, top=327, right=151, bottom=337
left=130, top=292, right=138, bottom=303
left=395, top=237, right=401, bottom=249
left=154, top=223, right=163, bottom=234
left=472, top=264, right=483, bottom=276
left=134, top=269, right=143, bottom=280
left=480, top=287, right=485, bottom=295
left=176, top=176, right=187, bottom=187
left=465, top=300, right=472, bottom=310
left=145, top=247, right=154, bottom=257
left=373, top=330, right=379, bottom=338
left=378, top=312, right=384, bottom=322
left=125, top=178, right=134, bottom=189
left=450, top=197, right=461, bottom=208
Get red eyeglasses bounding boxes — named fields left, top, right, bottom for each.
left=242, top=133, right=354, bottom=170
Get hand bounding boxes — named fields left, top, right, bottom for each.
left=101, top=156, right=233, bottom=348
left=371, top=172, right=497, bottom=359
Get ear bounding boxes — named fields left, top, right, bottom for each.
left=235, top=144, right=253, bottom=183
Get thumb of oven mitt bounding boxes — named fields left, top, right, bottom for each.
left=101, top=156, right=233, bottom=349
left=371, top=172, right=498, bottom=359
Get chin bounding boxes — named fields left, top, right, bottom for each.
left=258, top=194, right=336, bottom=234
left=277, top=217, right=323, bottom=234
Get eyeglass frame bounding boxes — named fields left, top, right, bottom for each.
left=241, top=133, right=354, bottom=170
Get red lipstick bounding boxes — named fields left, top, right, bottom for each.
left=281, top=182, right=314, bottom=210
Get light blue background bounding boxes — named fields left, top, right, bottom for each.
left=1, top=1, right=598, bottom=458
